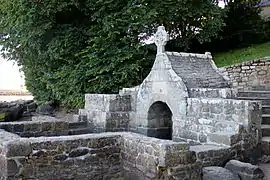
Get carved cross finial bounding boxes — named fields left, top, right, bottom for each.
left=154, top=26, right=169, bottom=54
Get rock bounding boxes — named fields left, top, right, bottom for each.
left=203, top=166, right=240, bottom=180
left=36, top=103, right=54, bottom=115
left=225, top=160, right=264, bottom=180
left=0, top=104, right=24, bottom=122
left=54, top=154, right=68, bottom=161
left=69, top=147, right=90, bottom=157
left=0, top=100, right=37, bottom=122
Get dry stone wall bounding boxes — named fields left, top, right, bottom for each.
left=188, top=88, right=237, bottom=99
left=0, top=118, right=69, bottom=137
left=0, top=132, right=218, bottom=180
left=120, top=133, right=200, bottom=180
left=1, top=133, right=123, bottom=180
left=173, top=98, right=261, bottom=146
left=79, top=94, right=134, bottom=133
left=0, top=129, right=262, bottom=180
left=219, top=57, right=270, bottom=89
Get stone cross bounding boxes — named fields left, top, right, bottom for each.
left=154, top=26, right=169, bottom=54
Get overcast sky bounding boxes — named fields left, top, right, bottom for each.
left=0, top=56, right=26, bottom=91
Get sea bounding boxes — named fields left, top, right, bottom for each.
left=0, top=95, right=33, bottom=102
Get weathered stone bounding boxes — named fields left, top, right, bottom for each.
left=0, top=104, right=24, bottom=122
left=68, top=147, right=90, bottom=157
left=31, top=150, right=46, bottom=157
left=36, top=103, right=54, bottom=115
left=225, top=160, right=264, bottom=180
left=6, top=140, right=31, bottom=157
left=203, top=166, right=240, bottom=180
left=54, top=154, right=68, bottom=161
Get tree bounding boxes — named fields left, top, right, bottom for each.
left=198, top=0, right=269, bottom=53
left=0, top=0, right=224, bottom=107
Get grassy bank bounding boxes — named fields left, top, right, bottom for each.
left=213, top=41, right=270, bottom=67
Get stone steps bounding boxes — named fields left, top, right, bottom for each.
left=262, top=114, right=270, bottom=125
left=262, top=125, right=270, bottom=137
left=237, top=90, right=270, bottom=156
left=68, top=127, right=92, bottom=135
left=67, top=121, right=92, bottom=135
left=261, top=136, right=270, bottom=155
left=262, top=105, right=270, bottom=114
left=237, top=97, right=270, bottom=105
left=68, top=121, right=88, bottom=129
left=237, top=91, right=270, bottom=98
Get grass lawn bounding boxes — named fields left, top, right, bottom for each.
left=213, top=41, right=270, bottom=67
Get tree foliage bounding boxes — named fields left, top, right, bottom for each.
left=191, top=0, right=270, bottom=53
left=0, top=0, right=224, bottom=107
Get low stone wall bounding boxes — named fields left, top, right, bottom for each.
left=219, top=57, right=270, bottom=89
left=188, top=88, right=237, bottom=98
left=121, top=133, right=200, bottom=179
left=0, top=130, right=261, bottom=180
left=2, top=133, right=122, bottom=180
left=0, top=119, right=69, bottom=137
left=0, top=130, right=21, bottom=178
left=173, top=98, right=261, bottom=145
left=79, top=94, right=134, bottom=133
left=0, top=132, right=206, bottom=180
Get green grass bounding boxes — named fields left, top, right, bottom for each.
left=0, top=113, right=6, bottom=121
left=213, top=41, right=270, bottom=67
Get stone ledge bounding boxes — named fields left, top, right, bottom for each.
left=166, top=51, right=212, bottom=59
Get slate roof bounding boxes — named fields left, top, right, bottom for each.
left=167, top=53, right=230, bottom=89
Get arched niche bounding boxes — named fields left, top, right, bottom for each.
left=147, top=101, right=172, bottom=140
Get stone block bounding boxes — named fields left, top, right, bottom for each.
left=68, top=147, right=90, bottom=158
left=6, top=140, right=31, bottom=157
left=13, top=124, right=24, bottom=133
left=7, top=159, right=19, bottom=176
left=207, top=133, right=233, bottom=146
left=225, top=160, right=264, bottom=180
left=202, top=166, right=240, bottom=180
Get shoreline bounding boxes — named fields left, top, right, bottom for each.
left=0, top=90, right=31, bottom=96
left=0, top=95, right=33, bottom=102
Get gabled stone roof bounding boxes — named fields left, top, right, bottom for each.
left=166, top=52, right=230, bottom=88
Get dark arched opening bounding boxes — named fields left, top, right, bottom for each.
left=147, top=101, right=172, bottom=140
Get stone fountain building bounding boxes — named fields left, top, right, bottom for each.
left=0, top=26, right=265, bottom=180
left=78, top=26, right=261, bottom=148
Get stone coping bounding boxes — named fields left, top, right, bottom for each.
left=0, top=129, right=20, bottom=145
left=0, top=131, right=190, bottom=152
left=221, top=57, right=270, bottom=68
left=0, top=118, right=64, bottom=125
left=166, top=51, right=212, bottom=59
left=190, top=144, right=229, bottom=153
left=26, top=132, right=189, bottom=148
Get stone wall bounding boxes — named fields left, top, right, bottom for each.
left=0, top=132, right=206, bottom=180
left=0, top=119, right=69, bottom=137
left=121, top=133, right=201, bottom=180
left=173, top=98, right=261, bottom=146
left=79, top=94, right=134, bottom=133
left=188, top=88, right=237, bottom=98
left=0, top=130, right=262, bottom=180
left=2, top=133, right=122, bottom=180
left=219, top=58, right=270, bottom=89
left=0, top=130, right=21, bottom=179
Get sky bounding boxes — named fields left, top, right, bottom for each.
left=0, top=56, right=26, bottom=91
